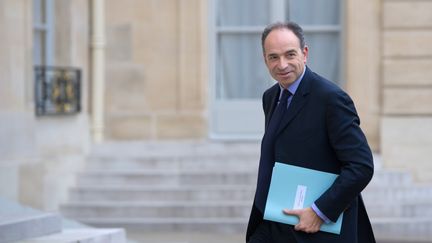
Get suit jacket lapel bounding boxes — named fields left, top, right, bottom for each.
left=275, top=67, right=313, bottom=136
left=265, top=84, right=281, bottom=129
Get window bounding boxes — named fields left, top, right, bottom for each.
left=212, top=0, right=342, bottom=100
left=33, top=0, right=54, bottom=66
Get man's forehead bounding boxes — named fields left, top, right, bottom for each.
left=265, top=47, right=300, bottom=55
left=264, top=29, right=301, bottom=49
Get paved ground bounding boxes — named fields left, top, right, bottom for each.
left=127, top=231, right=243, bottom=243
left=126, top=231, right=432, bottom=243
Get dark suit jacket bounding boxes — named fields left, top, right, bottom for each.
left=246, top=67, right=376, bottom=243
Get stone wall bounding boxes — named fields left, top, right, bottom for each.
left=0, top=0, right=91, bottom=210
left=380, top=0, right=432, bottom=181
left=104, top=0, right=207, bottom=140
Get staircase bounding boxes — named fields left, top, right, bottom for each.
left=61, top=141, right=259, bottom=233
left=60, top=141, right=432, bottom=241
left=363, top=162, right=432, bottom=242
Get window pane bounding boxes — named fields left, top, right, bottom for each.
left=217, top=0, right=269, bottom=26
left=287, top=0, right=340, bottom=25
left=33, top=31, right=45, bottom=66
left=217, top=34, right=272, bottom=99
left=33, top=0, right=46, bottom=24
left=305, top=33, right=340, bottom=83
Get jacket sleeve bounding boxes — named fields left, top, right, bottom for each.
left=314, top=89, right=374, bottom=222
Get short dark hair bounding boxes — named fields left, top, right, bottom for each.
left=261, top=21, right=306, bottom=53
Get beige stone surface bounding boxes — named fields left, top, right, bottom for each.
left=107, top=114, right=153, bottom=140
left=19, top=155, right=86, bottom=210
left=381, top=117, right=432, bottom=181
left=104, top=0, right=207, bottom=139
left=383, top=1, right=432, bottom=28
left=345, top=0, right=381, bottom=151
left=106, top=24, right=132, bottom=62
left=0, top=165, right=19, bottom=200
left=417, top=171, right=432, bottom=182
left=178, top=0, right=205, bottom=110
left=105, top=63, right=147, bottom=112
left=383, top=88, right=432, bottom=115
left=383, top=30, right=432, bottom=57
left=0, top=112, right=36, bottom=160
left=129, top=0, right=179, bottom=111
left=383, top=59, right=432, bottom=86
left=0, top=0, right=31, bottom=110
left=380, top=0, right=432, bottom=182
left=105, top=0, right=179, bottom=111
left=156, top=113, right=206, bottom=139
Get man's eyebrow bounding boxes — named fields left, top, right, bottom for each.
left=266, top=53, right=278, bottom=57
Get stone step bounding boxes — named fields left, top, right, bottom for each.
left=67, top=217, right=248, bottom=233
left=368, top=170, right=413, bottom=187
left=54, top=216, right=432, bottom=241
left=19, top=228, right=126, bottom=243
left=372, top=217, right=432, bottom=241
left=86, top=155, right=259, bottom=171
left=0, top=213, right=62, bottom=243
left=69, top=185, right=255, bottom=202
left=61, top=201, right=252, bottom=218
left=84, top=162, right=412, bottom=187
left=62, top=198, right=432, bottom=220
left=89, top=141, right=261, bottom=159
left=362, top=185, right=432, bottom=202
left=77, top=170, right=256, bottom=186
left=366, top=201, right=432, bottom=218
left=70, top=184, right=432, bottom=209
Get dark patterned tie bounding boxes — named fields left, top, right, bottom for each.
left=255, top=89, right=292, bottom=213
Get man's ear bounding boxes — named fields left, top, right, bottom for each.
left=303, top=46, right=309, bottom=63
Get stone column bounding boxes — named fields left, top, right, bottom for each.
left=0, top=0, right=36, bottom=201
left=345, top=0, right=381, bottom=151
left=91, top=0, right=106, bottom=143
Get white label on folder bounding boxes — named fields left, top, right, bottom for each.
left=293, top=185, right=307, bottom=209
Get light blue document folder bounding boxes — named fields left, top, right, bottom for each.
left=263, top=162, right=343, bottom=234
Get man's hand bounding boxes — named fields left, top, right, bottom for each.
left=283, top=207, right=324, bottom=233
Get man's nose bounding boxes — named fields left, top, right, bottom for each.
left=277, top=57, right=288, bottom=69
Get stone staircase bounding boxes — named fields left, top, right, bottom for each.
left=0, top=197, right=126, bottom=243
left=363, top=166, right=432, bottom=241
left=61, top=141, right=259, bottom=233
left=60, top=141, right=432, bottom=241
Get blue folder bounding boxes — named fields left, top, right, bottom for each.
left=263, top=162, right=343, bottom=234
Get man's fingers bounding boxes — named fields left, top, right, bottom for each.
left=286, top=207, right=322, bottom=233
left=294, top=223, right=319, bottom=233
left=294, top=223, right=304, bottom=231
left=283, top=208, right=301, bottom=216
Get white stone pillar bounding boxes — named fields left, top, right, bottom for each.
left=91, top=0, right=106, bottom=143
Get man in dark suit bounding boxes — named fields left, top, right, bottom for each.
left=246, top=21, right=376, bottom=243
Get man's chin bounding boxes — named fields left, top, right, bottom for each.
left=278, top=79, right=295, bottom=88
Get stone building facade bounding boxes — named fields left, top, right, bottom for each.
left=0, top=0, right=431, bottom=210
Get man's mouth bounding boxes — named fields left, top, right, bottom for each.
left=278, top=71, right=291, bottom=76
